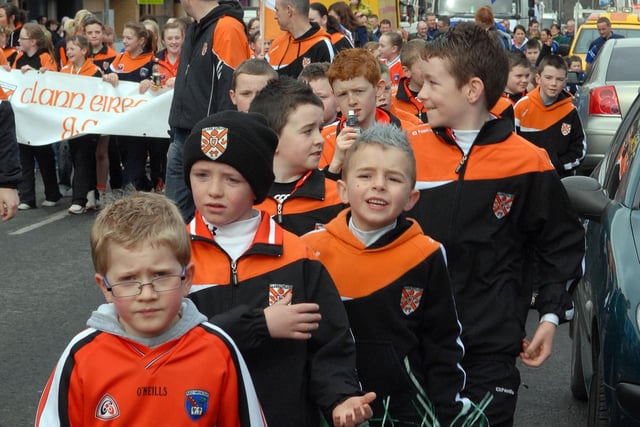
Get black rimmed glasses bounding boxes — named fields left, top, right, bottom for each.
left=104, top=266, right=186, bottom=298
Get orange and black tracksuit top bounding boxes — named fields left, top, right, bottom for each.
left=90, top=44, right=117, bottom=74
left=107, top=50, right=155, bottom=83
left=266, top=22, right=334, bottom=78
left=35, top=301, right=265, bottom=426
left=254, top=169, right=345, bottom=236
left=60, top=60, right=102, bottom=78
left=406, top=118, right=584, bottom=360
left=187, top=211, right=362, bottom=426
left=320, top=107, right=405, bottom=171
left=392, top=77, right=427, bottom=123
left=302, top=210, right=471, bottom=425
left=328, top=30, right=353, bottom=52
left=12, top=48, right=58, bottom=71
left=490, top=95, right=515, bottom=129
left=170, top=1, right=250, bottom=132
left=514, top=87, right=586, bottom=177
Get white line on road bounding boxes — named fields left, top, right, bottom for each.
left=9, top=210, right=68, bottom=235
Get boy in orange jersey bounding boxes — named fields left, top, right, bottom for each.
left=377, top=63, right=422, bottom=127
left=229, top=58, right=278, bottom=113
left=35, top=192, right=265, bottom=426
left=407, top=23, right=584, bottom=426
left=321, top=48, right=415, bottom=177
left=302, top=124, right=473, bottom=426
left=183, top=110, right=376, bottom=426
left=490, top=50, right=531, bottom=128
left=378, top=31, right=403, bottom=89
left=250, top=77, right=345, bottom=235
left=299, top=62, right=340, bottom=126
left=392, top=39, right=428, bottom=123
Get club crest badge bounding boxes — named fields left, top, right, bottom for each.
left=302, top=57, right=311, bottom=68
left=561, top=122, right=572, bottom=136
left=200, top=126, right=229, bottom=160
left=493, top=192, right=515, bottom=219
left=269, top=284, right=293, bottom=306
left=400, top=286, right=423, bottom=315
left=139, top=67, right=149, bottom=79
left=95, top=394, right=120, bottom=420
left=201, top=42, right=208, bottom=56
left=185, top=390, right=209, bottom=421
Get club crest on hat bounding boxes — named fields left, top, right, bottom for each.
left=185, top=390, right=209, bottom=421
left=269, top=284, right=293, bottom=305
left=95, top=394, right=120, bottom=420
left=400, top=286, right=423, bottom=315
left=200, top=126, right=229, bottom=160
left=493, top=192, right=515, bottom=219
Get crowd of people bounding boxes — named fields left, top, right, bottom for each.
left=1, top=0, right=594, bottom=426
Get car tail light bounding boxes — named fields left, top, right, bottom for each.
left=589, top=86, right=622, bottom=116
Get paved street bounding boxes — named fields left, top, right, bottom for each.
left=0, top=183, right=586, bottom=426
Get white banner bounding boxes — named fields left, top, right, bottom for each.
left=0, top=69, right=172, bottom=146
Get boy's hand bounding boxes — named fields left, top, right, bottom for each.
left=519, top=321, right=556, bottom=367
left=328, top=127, right=360, bottom=174
left=332, top=392, right=376, bottom=427
left=264, top=292, right=321, bottom=339
left=102, top=73, right=118, bottom=87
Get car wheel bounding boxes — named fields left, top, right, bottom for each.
left=587, top=353, right=609, bottom=427
left=570, top=320, right=588, bottom=401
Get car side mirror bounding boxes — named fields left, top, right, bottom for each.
left=561, top=176, right=610, bottom=222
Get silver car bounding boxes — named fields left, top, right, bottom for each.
left=574, top=37, right=640, bottom=174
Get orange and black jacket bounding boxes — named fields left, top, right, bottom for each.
left=60, top=60, right=102, bottom=77
left=254, top=169, right=345, bottom=236
left=328, top=29, right=353, bottom=52
left=514, top=87, right=586, bottom=177
left=170, top=1, right=250, bottom=132
left=12, top=48, right=57, bottom=71
left=320, top=107, right=404, bottom=171
left=302, top=210, right=470, bottom=425
left=406, top=118, right=584, bottom=359
left=35, top=301, right=265, bottom=426
left=0, top=93, right=21, bottom=189
left=266, top=22, right=334, bottom=78
left=489, top=95, right=515, bottom=130
left=90, top=44, right=117, bottom=74
left=392, top=77, right=427, bottom=123
left=187, top=211, right=362, bottom=426
left=106, top=50, right=155, bottom=83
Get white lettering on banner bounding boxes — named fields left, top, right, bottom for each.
left=0, top=69, right=172, bottom=146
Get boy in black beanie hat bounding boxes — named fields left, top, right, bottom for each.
left=183, top=110, right=376, bottom=427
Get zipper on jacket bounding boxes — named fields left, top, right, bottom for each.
left=277, top=202, right=284, bottom=223
left=230, top=260, right=238, bottom=285
left=455, top=153, right=468, bottom=174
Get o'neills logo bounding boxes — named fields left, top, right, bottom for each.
left=200, top=126, right=229, bottom=160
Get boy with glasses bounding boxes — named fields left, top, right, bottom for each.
left=36, top=192, right=265, bottom=426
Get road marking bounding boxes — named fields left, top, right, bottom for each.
left=9, top=210, right=68, bottom=235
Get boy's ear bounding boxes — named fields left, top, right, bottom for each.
left=466, top=77, right=485, bottom=105
left=401, top=65, right=410, bottom=78
left=229, top=89, right=237, bottom=106
left=337, top=179, right=350, bottom=204
left=375, top=78, right=386, bottom=98
left=535, top=73, right=541, bottom=85
left=403, top=188, right=420, bottom=211
left=182, top=263, right=195, bottom=296
left=95, top=273, right=114, bottom=303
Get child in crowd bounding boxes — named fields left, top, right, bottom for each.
left=392, top=39, right=428, bottom=123
left=299, top=62, right=340, bottom=126
left=514, top=54, right=586, bottom=177
left=60, top=35, right=102, bottom=214
left=565, top=55, right=585, bottom=95
left=490, top=50, right=531, bottom=126
left=377, top=31, right=403, bottom=89
left=250, top=77, right=345, bottom=235
left=407, top=22, right=585, bottom=426
left=302, top=124, right=472, bottom=426
left=183, top=110, right=376, bottom=426
left=321, top=48, right=413, bottom=177
left=524, top=38, right=540, bottom=67
left=229, top=58, right=277, bottom=113
left=12, top=23, right=60, bottom=210
left=35, top=192, right=265, bottom=426
left=378, top=63, right=421, bottom=126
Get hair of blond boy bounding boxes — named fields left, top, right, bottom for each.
left=232, top=58, right=278, bottom=90
left=327, top=48, right=381, bottom=87
left=400, top=39, right=425, bottom=68
left=342, top=123, right=417, bottom=187
left=249, top=76, right=323, bottom=135
left=537, top=54, right=567, bottom=75
left=421, top=22, right=508, bottom=110
left=90, top=192, right=191, bottom=276
left=298, top=61, right=330, bottom=83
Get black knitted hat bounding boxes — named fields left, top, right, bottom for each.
left=183, top=111, right=278, bottom=204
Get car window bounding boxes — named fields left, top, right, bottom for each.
left=606, top=46, right=640, bottom=81
left=573, top=27, right=640, bottom=54
left=604, top=105, right=640, bottom=199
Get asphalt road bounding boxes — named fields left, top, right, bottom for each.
left=0, top=186, right=587, bottom=426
